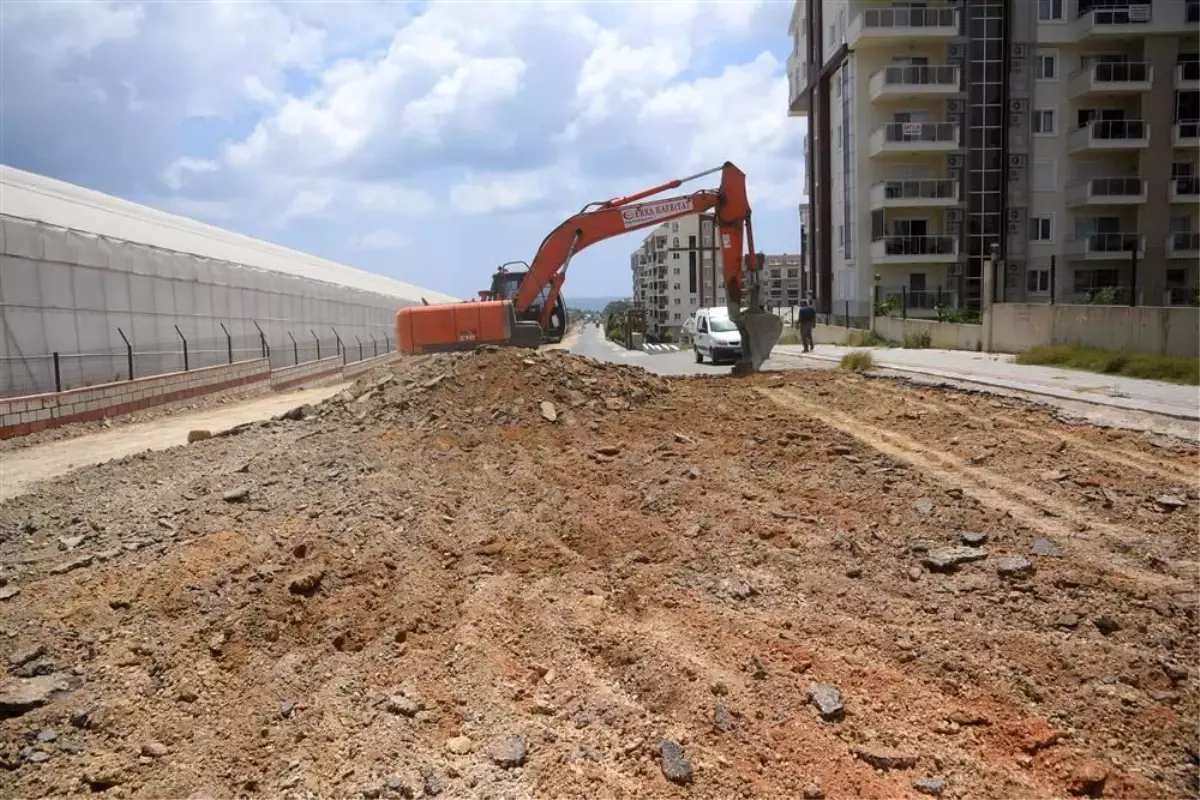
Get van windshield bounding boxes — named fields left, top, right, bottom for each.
left=709, top=317, right=738, bottom=333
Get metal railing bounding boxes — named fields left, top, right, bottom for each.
left=1068, top=232, right=1143, bottom=254
left=1177, top=61, right=1200, bottom=82
left=1067, top=176, right=1145, bottom=199
left=1168, top=232, right=1200, bottom=253
left=1081, top=4, right=1153, bottom=25
left=875, top=179, right=958, bottom=201
left=874, top=235, right=958, bottom=256
left=858, top=6, right=958, bottom=30
left=1172, top=176, right=1200, bottom=197
left=1175, top=120, right=1200, bottom=140
left=878, top=64, right=958, bottom=87
left=1, top=324, right=394, bottom=399
left=1086, top=119, right=1147, bottom=140
left=1071, top=61, right=1151, bottom=84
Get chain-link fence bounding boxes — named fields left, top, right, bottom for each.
left=1, top=324, right=395, bottom=399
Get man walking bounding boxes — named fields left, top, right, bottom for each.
left=798, top=298, right=817, bottom=352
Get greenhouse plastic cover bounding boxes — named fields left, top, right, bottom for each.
left=0, top=164, right=459, bottom=305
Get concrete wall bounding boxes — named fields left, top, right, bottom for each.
left=875, top=316, right=983, bottom=351
left=0, top=358, right=270, bottom=439
left=811, top=323, right=864, bottom=345
left=269, top=355, right=344, bottom=392
left=990, top=303, right=1200, bottom=358
left=343, top=352, right=400, bottom=380
left=0, top=216, right=415, bottom=392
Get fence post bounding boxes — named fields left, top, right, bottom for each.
left=371, top=334, right=378, bottom=357
left=355, top=335, right=363, bottom=362
left=844, top=299, right=850, bottom=328
left=1049, top=255, right=1056, bottom=305
left=53, top=352, right=62, bottom=393
left=936, top=285, right=943, bottom=309
left=219, top=322, right=233, bottom=364
left=253, top=321, right=268, bottom=360
left=117, top=327, right=133, bottom=380
left=311, top=330, right=320, bottom=360
left=288, top=331, right=298, bottom=365
left=173, top=325, right=189, bottom=371
left=901, top=287, right=908, bottom=320
left=1129, top=247, right=1138, bottom=307
left=332, top=328, right=345, bottom=364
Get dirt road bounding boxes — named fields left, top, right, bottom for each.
left=0, top=383, right=349, bottom=502
left=0, top=349, right=1195, bottom=799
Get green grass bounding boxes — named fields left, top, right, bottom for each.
left=902, top=331, right=932, bottom=349
left=839, top=350, right=876, bottom=373
left=846, top=330, right=892, bottom=348
left=1015, top=344, right=1199, bottom=385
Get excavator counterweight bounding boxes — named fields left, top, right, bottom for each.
left=397, top=162, right=781, bottom=373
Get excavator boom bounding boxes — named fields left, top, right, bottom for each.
left=397, top=162, right=782, bottom=373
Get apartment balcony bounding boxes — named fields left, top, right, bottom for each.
left=1177, top=61, right=1200, bottom=91
left=869, top=235, right=959, bottom=264
left=1066, top=62, right=1152, bottom=99
left=847, top=6, right=959, bottom=49
left=1173, top=120, right=1200, bottom=149
left=1170, top=176, right=1200, bottom=203
left=868, top=65, right=959, bottom=102
left=1065, top=177, right=1147, bottom=206
left=1168, top=232, right=1200, bottom=259
left=869, top=179, right=959, bottom=209
left=788, top=52, right=809, bottom=115
left=1067, top=120, right=1149, bottom=154
left=1064, top=233, right=1144, bottom=260
left=1190, top=0, right=1200, bottom=24
left=1071, top=3, right=1154, bottom=40
left=869, top=122, right=959, bottom=157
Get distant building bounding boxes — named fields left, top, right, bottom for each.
left=629, top=213, right=726, bottom=339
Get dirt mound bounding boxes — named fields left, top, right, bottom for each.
left=0, top=353, right=1196, bottom=799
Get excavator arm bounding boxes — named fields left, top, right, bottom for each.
left=396, top=162, right=782, bottom=372
left=514, top=162, right=780, bottom=372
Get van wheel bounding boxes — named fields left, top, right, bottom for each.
left=694, top=347, right=704, bottom=364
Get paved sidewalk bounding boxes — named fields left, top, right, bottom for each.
left=773, top=344, right=1200, bottom=422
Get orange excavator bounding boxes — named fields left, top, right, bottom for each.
left=396, top=161, right=783, bottom=374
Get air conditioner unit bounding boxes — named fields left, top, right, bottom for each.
left=948, top=264, right=963, bottom=277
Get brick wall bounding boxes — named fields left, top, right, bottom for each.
left=0, top=358, right=270, bottom=440
left=269, top=355, right=345, bottom=392
left=343, top=351, right=400, bottom=380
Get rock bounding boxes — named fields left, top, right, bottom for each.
left=913, top=777, right=946, bottom=796
left=141, top=741, right=169, bottom=758
left=0, top=585, right=20, bottom=601
left=961, top=531, right=988, bottom=546
left=0, top=675, right=68, bottom=718
left=84, top=755, right=126, bottom=790
left=539, top=401, right=558, bottom=422
left=27, top=750, right=50, bottom=763
left=854, top=745, right=918, bottom=770
left=845, top=566, right=863, bottom=578
left=922, top=546, right=988, bottom=572
left=49, top=555, right=93, bottom=575
left=1053, top=614, right=1080, bottom=629
left=422, top=769, right=442, bottom=796
left=996, top=557, right=1034, bottom=579
left=287, top=568, right=324, bottom=595
left=1154, top=494, right=1186, bottom=511
left=914, top=498, right=935, bottom=516
left=187, top=429, right=212, bottom=443
left=37, top=729, right=57, bottom=743
left=802, top=782, right=825, bottom=799
left=684, top=466, right=701, bottom=480
left=1029, top=537, right=1064, bottom=557
left=281, top=699, right=296, bottom=718
left=58, top=535, right=85, bottom=550
left=1042, top=469, right=1069, bottom=482
left=445, top=736, right=472, bottom=755
left=1068, top=760, right=1108, bottom=796
left=595, top=445, right=622, bottom=456
left=714, top=703, right=736, bottom=733
left=831, top=445, right=852, bottom=455
left=490, top=735, right=527, bottom=768
left=12, top=660, right=55, bottom=678
left=808, top=683, right=844, bottom=721
left=387, top=695, right=420, bottom=717
left=659, top=739, right=693, bottom=784
left=222, top=486, right=251, bottom=503
left=8, top=645, right=46, bottom=667
left=1093, top=616, right=1120, bottom=636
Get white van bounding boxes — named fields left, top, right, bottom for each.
left=693, top=306, right=742, bottom=364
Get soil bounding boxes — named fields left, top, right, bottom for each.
left=0, top=347, right=1196, bottom=799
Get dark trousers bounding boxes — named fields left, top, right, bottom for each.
left=800, top=323, right=814, bottom=351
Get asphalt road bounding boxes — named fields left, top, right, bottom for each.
left=569, top=324, right=800, bottom=376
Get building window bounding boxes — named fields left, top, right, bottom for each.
left=1032, top=159, right=1057, bottom=191
left=674, top=313, right=681, bottom=320
left=1031, top=216, right=1054, bottom=242
left=672, top=237, right=679, bottom=247
left=1035, top=52, right=1057, bottom=80
left=1027, top=269, right=1051, bottom=294
left=671, top=222, right=678, bottom=231
left=672, top=252, right=680, bottom=260
left=673, top=267, right=680, bottom=275
left=1037, top=0, right=1064, bottom=21
left=1032, top=109, right=1056, bottom=135
left=674, top=298, right=681, bottom=305
left=673, top=283, right=680, bottom=290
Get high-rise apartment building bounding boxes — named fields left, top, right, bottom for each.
left=630, top=213, right=727, bottom=338
left=788, top=0, right=1199, bottom=316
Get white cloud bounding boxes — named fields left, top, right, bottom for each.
left=279, top=189, right=333, bottom=224
left=350, top=229, right=410, bottom=250
left=356, top=183, right=436, bottom=215
left=161, top=157, right=218, bottom=191
left=450, top=172, right=550, bottom=215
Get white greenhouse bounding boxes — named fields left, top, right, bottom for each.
left=0, top=165, right=457, bottom=396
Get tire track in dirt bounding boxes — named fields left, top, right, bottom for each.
left=760, top=386, right=1191, bottom=597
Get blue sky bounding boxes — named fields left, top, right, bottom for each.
left=1, top=0, right=806, bottom=300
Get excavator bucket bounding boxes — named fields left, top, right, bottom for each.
left=732, top=311, right=783, bottom=375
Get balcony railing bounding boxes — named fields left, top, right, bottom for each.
left=1172, top=176, right=1200, bottom=200
left=1168, top=232, right=1200, bottom=254
left=1066, top=232, right=1143, bottom=256
left=870, top=179, right=958, bottom=205
left=874, top=121, right=959, bottom=146
left=1065, top=176, right=1146, bottom=204
left=1068, top=61, right=1152, bottom=97
left=1079, top=4, right=1153, bottom=25
left=1068, top=119, right=1149, bottom=150
left=859, top=6, right=958, bottom=30
left=1174, top=120, right=1200, bottom=145
left=873, top=235, right=958, bottom=256
left=878, top=64, right=958, bottom=88
left=1189, top=0, right=1200, bottom=24
left=1177, top=61, right=1200, bottom=86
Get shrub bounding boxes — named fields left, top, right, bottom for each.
left=903, top=331, right=932, bottom=349
left=839, top=350, right=875, bottom=373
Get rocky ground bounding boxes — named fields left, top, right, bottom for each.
left=0, top=347, right=1196, bottom=799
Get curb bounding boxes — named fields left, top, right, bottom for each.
left=773, top=351, right=1200, bottom=423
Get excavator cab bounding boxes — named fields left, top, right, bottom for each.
left=490, top=262, right=568, bottom=344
